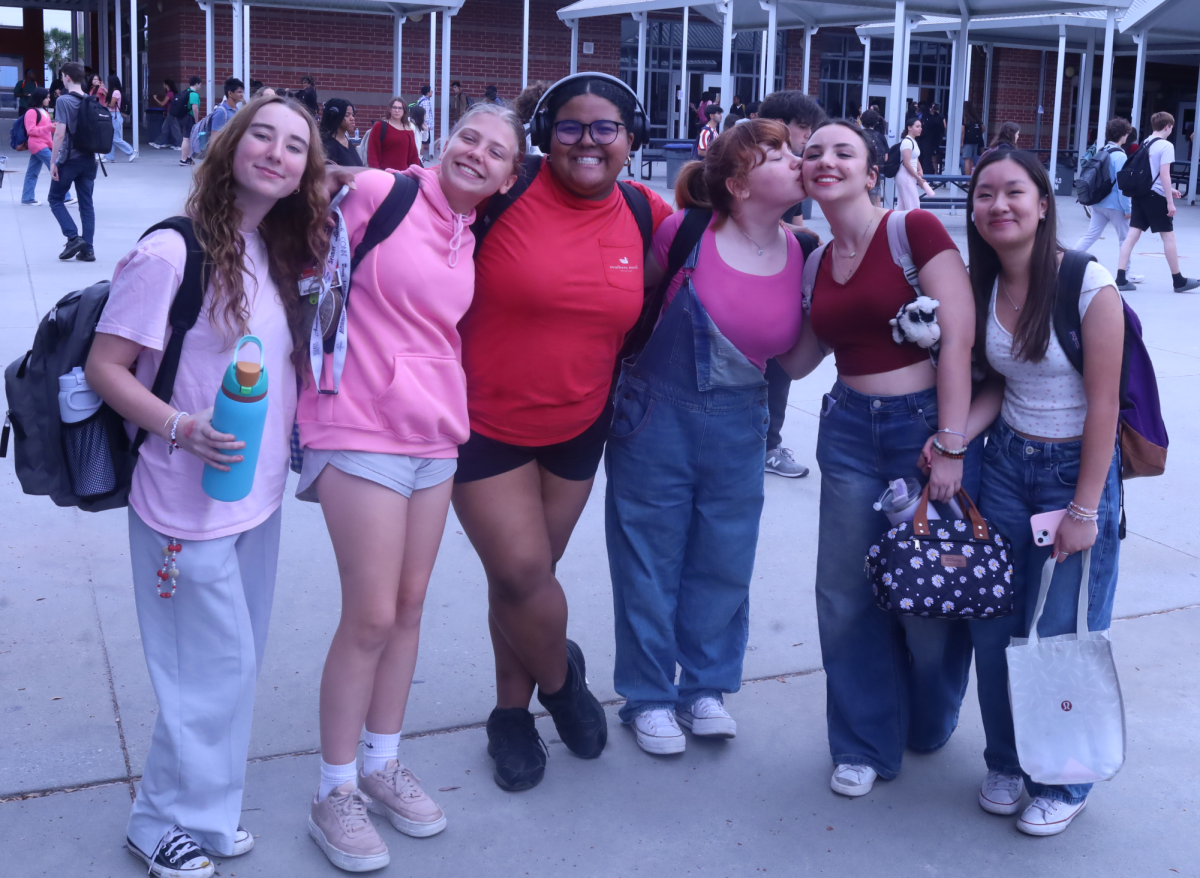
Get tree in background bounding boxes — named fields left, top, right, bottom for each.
left=44, top=28, right=83, bottom=74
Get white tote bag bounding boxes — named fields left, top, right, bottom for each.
left=1006, top=549, right=1126, bottom=785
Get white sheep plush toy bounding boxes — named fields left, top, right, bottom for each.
left=890, top=296, right=941, bottom=349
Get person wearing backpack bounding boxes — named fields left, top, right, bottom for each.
left=961, top=101, right=985, bottom=175
left=949, top=146, right=1125, bottom=836
left=1073, top=117, right=1144, bottom=287
left=364, top=97, right=421, bottom=170
left=82, top=95, right=330, bottom=878
left=19, top=88, right=55, bottom=205
left=48, top=61, right=105, bottom=263
left=1115, top=111, right=1200, bottom=293
left=150, top=78, right=182, bottom=148
left=694, top=104, right=722, bottom=158
left=452, top=73, right=673, bottom=793
left=296, top=102, right=524, bottom=874
left=606, top=119, right=807, bottom=756
left=774, top=119, right=977, bottom=801
left=178, top=76, right=204, bottom=165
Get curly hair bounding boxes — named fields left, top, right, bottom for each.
left=185, top=95, right=330, bottom=369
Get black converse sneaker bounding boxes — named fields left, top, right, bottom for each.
left=127, top=825, right=215, bottom=878
left=486, top=707, right=549, bottom=791
left=536, top=639, right=608, bottom=759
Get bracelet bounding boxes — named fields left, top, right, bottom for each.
left=162, top=412, right=178, bottom=436
left=1067, top=501, right=1099, bottom=522
left=937, top=429, right=967, bottom=440
left=932, top=437, right=966, bottom=459
left=168, top=412, right=188, bottom=454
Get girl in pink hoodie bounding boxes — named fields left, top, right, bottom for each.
left=297, top=103, right=525, bottom=872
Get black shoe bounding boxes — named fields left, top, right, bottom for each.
left=536, top=639, right=608, bottom=759
left=58, top=236, right=85, bottom=260
left=1174, top=277, right=1200, bottom=293
left=486, top=707, right=548, bottom=791
left=75, top=245, right=96, bottom=262
left=180, top=157, right=194, bottom=166
left=127, top=825, right=214, bottom=877
left=1117, top=280, right=1137, bottom=293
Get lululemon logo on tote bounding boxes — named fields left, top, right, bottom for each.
left=1061, top=700, right=1073, bottom=712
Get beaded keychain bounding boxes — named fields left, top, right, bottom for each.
left=156, top=540, right=183, bottom=598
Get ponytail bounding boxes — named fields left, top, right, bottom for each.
left=671, top=119, right=791, bottom=224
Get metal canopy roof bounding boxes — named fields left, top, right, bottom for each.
left=196, top=0, right=460, bottom=14
left=1120, top=0, right=1200, bottom=41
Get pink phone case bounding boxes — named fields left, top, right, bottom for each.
left=1030, top=509, right=1068, bottom=547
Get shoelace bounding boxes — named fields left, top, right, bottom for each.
left=447, top=213, right=466, bottom=268
left=150, top=826, right=203, bottom=872
left=690, top=697, right=726, bottom=718
left=501, top=715, right=549, bottom=757
left=1025, top=796, right=1066, bottom=821
left=984, top=772, right=1023, bottom=799
left=331, top=787, right=374, bottom=834
left=641, top=710, right=680, bottom=735
left=382, top=763, right=425, bottom=801
left=776, top=447, right=796, bottom=464
left=834, top=764, right=871, bottom=785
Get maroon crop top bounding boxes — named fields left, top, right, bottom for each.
left=809, top=210, right=958, bottom=376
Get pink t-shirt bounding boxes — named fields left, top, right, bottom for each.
left=96, top=228, right=297, bottom=541
left=652, top=211, right=805, bottom=371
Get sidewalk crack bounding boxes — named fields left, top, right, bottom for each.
left=85, top=540, right=135, bottom=803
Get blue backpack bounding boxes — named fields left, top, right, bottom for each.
left=10, top=110, right=29, bottom=150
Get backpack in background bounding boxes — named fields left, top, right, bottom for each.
left=170, top=88, right=193, bottom=119
left=1074, top=145, right=1120, bottom=206
left=880, top=141, right=904, bottom=178
left=10, top=110, right=29, bottom=151
left=1116, top=137, right=1155, bottom=198
left=189, top=110, right=217, bottom=158
left=70, top=93, right=115, bottom=155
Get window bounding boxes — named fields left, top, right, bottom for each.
left=0, top=6, right=24, bottom=28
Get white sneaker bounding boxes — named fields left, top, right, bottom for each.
left=632, top=709, right=686, bottom=755
left=676, top=696, right=736, bottom=738
left=200, top=825, right=254, bottom=858
left=1127, top=273, right=1145, bottom=283
left=65, top=196, right=77, bottom=205
left=830, top=763, right=877, bottom=797
left=1017, top=796, right=1087, bottom=836
left=129, top=150, right=139, bottom=162
left=978, top=770, right=1024, bottom=815
left=22, top=199, right=41, bottom=206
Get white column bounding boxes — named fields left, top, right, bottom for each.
left=393, top=15, right=404, bottom=96
left=802, top=26, right=816, bottom=96
left=429, top=11, right=436, bottom=111
left=859, top=35, right=871, bottom=116
left=899, top=17, right=914, bottom=112
left=761, top=1, right=777, bottom=98
left=130, top=0, right=139, bottom=148
left=1096, top=8, right=1115, bottom=150
left=1189, top=59, right=1200, bottom=204
left=888, top=1, right=906, bottom=140
left=99, top=0, right=109, bottom=79
left=231, top=0, right=243, bottom=82
left=679, top=6, right=690, bottom=139
left=439, top=7, right=454, bottom=152
left=982, top=42, right=993, bottom=137
left=719, top=2, right=732, bottom=111
left=243, top=5, right=250, bottom=85
left=115, top=0, right=123, bottom=95
left=759, top=30, right=767, bottom=100
left=203, top=1, right=214, bottom=113
left=1077, top=31, right=1094, bottom=170
left=569, top=20, right=578, bottom=75
left=634, top=11, right=647, bottom=167
left=947, top=21, right=969, bottom=176
left=1131, top=31, right=1147, bottom=136
left=522, top=0, right=530, bottom=90
left=1049, top=25, right=1066, bottom=194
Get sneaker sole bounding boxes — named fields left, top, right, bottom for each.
left=635, top=730, right=686, bottom=755
left=307, top=816, right=390, bottom=872
left=126, top=839, right=214, bottom=878
left=491, top=764, right=545, bottom=792
left=1016, top=799, right=1086, bottom=836
left=201, top=834, right=255, bottom=858
left=830, top=774, right=875, bottom=797
left=676, top=713, right=737, bottom=738
left=765, top=466, right=810, bottom=478
left=978, top=790, right=1022, bottom=816
left=366, top=797, right=447, bottom=838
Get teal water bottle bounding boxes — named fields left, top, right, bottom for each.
left=202, top=336, right=269, bottom=502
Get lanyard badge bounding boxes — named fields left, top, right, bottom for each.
left=309, top=186, right=353, bottom=394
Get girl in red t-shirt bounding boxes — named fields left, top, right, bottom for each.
left=778, top=119, right=976, bottom=798
left=366, top=97, right=421, bottom=171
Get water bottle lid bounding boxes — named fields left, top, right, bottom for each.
left=235, top=361, right=262, bottom=389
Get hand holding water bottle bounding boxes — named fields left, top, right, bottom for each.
left=170, top=408, right=245, bottom=471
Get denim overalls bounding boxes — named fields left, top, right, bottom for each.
left=605, top=242, right=769, bottom=723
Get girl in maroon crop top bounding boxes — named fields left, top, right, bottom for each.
left=775, top=119, right=978, bottom=797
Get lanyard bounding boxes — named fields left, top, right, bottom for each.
left=309, top=186, right=353, bottom=394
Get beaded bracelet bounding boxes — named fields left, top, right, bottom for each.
left=932, top=437, right=966, bottom=459
left=1067, top=501, right=1099, bottom=523
left=168, top=411, right=188, bottom=455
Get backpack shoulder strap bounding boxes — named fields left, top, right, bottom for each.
left=800, top=241, right=831, bottom=315
left=1053, top=250, right=1096, bottom=376
left=350, top=171, right=419, bottom=274
left=132, top=216, right=208, bottom=453
left=472, top=153, right=543, bottom=256
left=886, top=210, right=923, bottom=294
left=663, top=208, right=712, bottom=289
left=793, top=227, right=820, bottom=261
left=617, top=181, right=654, bottom=255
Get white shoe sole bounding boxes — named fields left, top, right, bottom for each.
left=201, top=833, right=255, bottom=857
left=830, top=771, right=876, bottom=797
left=1017, top=799, right=1086, bottom=836
left=366, top=796, right=448, bottom=838
left=978, top=789, right=1022, bottom=816
left=765, top=465, right=809, bottom=478
left=307, top=816, right=390, bottom=871
left=634, top=727, right=686, bottom=755
left=126, top=840, right=214, bottom=878
left=676, top=711, right=737, bottom=738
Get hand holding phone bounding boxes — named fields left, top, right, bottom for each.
left=1030, top=509, right=1068, bottom=548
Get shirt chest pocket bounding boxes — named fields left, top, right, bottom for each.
left=598, top=240, right=644, bottom=292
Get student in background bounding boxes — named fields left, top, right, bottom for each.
left=101, top=76, right=138, bottom=163
left=367, top=97, right=421, bottom=170
left=696, top=105, right=722, bottom=158
left=20, top=88, right=55, bottom=206
left=1074, top=117, right=1143, bottom=288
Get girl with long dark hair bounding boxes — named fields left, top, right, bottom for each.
left=321, top=98, right=362, bottom=166
left=102, top=75, right=137, bottom=162
left=86, top=95, right=330, bottom=878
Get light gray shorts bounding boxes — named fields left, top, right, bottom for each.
left=296, top=449, right=457, bottom=502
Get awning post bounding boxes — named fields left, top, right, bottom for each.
left=522, top=0, right=530, bottom=90
left=130, top=0, right=139, bottom=148
left=888, top=1, right=906, bottom=141
left=99, top=0, right=108, bottom=79
left=568, top=19, right=578, bottom=75
left=429, top=11, right=436, bottom=128
left=232, top=0, right=243, bottom=81
left=946, top=21, right=969, bottom=177
left=981, top=42, right=993, bottom=136
left=802, top=26, right=816, bottom=96
left=758, top=30, right=767, bottom=100
left=439, top=6, right=454, bottom=154
left=1189, top=59, right=1200, bottom=204
left=393, top=14, right=404, bottom=96
left=203, top=0, right=214, bottom=112
left=679, top=6, right=689, bottom=139
left=719, top=1, right=732, bottom=111
left=1096, top=8, right=1115, bottom=150
left=1131, top=31, right=1147, bottom=136
left=243, top=4, right=250, bottom=85
left=761, top=1, right=776, bottom=98
left=859, top=35, right=871, bottom=116
left=1049, top=25, right=1066, bottom=195
left=115, top=0, right=123, bottom=95
left=1077, top=31, right=1094, bottom=170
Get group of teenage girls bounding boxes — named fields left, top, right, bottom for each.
left=84, top=72, right=1124, bottom=878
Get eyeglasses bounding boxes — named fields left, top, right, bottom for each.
left=554, top=119, right=626, bottom=146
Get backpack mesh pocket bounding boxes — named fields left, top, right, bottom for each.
left=61, top=410, right=118, bottom=498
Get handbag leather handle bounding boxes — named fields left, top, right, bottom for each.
left=912, top=485, right=989, bottom=541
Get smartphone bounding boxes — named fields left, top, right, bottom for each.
left=1031, top=509, right=1068, bottom=547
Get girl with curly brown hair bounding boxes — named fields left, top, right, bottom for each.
left=85, top=95, right=330, bottom=878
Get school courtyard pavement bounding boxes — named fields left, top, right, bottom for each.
left=2, top=139, right=1199, bottom=877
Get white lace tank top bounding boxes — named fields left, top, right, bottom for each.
left=985, top=261, right=1115, bottom=438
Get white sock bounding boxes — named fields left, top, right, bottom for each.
left=318, top=759, right=358, bottom=802
left=362, top=729, right=401, bottom=776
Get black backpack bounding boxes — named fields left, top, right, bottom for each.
left=880, top=140, right=905, bottom=178
left=170, top=88, right=193, bottom=119
left=68, top=92, right=115, bottom=155
left=1116, top=138, right=1156, bottom=198
left=3, top=218, right=207, bottom=512
left=1074, top=145, right=1120, bottom=206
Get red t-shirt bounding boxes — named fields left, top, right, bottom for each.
left=367, top=120, right=421, bottom=171
left=462, top=159, right=674, bottom=445
left=809, top=209, right=958, bottom=376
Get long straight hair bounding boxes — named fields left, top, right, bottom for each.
left=966, top=147, right=1061, bottom=362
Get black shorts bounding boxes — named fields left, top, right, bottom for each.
left=454, top=401, right=614, bottom=484
left=1130, top=192, right=1172, bottom=234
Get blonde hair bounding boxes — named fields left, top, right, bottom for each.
left=447, top=102, right=527, bottom=175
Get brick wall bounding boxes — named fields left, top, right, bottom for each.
left=782, top=27, right=822, bottom=96
left=983, top=46, right=1078, bottom=153
left=0, top=8, right=45, bottom=84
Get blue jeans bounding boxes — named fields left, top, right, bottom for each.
left=815, top=379, right=978, bottom=778
left=104, top=111, right=136, bottom=160
left=970, top=417, right=1121, bottom=805
left=22, top=147, right=52, bottom=203
left=606, top=278, right=768, bottom=723
left=48, top=154, right=97, bottom=246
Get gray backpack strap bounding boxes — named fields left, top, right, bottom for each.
left=886, top=210, right=923, bottom=295
left=800, top=240, right=831, bottom=315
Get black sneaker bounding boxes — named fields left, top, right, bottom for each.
left=75, top=245, right=96, bottom=262
left=58, top=236, right=85, bottom=260
left=536, top=639, right=608, bottom=759
left=1117, top=279, right=1137, bottom=293
left=180, top=157, right=195, bottom=166
left=1174, top=277, right=1200, bottom=293
left=127, top=825, right=215, bottom=877
left=486, top=707, right=548, bottom=791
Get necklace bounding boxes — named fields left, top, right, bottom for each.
left=1000, top=276, right=1021, bottom=312
left=734, top=220, right=772, bottom=256
left=835, top=212, right=877, bottom=261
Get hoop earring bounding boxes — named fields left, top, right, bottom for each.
left=293, top=188, right=301, bottom=195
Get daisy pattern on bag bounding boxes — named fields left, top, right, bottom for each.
left=954, top=520, right=968, bottom=532
left=932, top=574, right=945, bottom=588
left=983, top=545, right=993, bottom=555
left=1004, top=568, right=1013, bottom=584
left=993, top=584, right=1005, bottom=598
left=899, top=597, right=914, bottom=610
left=1000, top=549, right=1008, bottom=562
left=942, top=600, right=955, bottom=613
left=988, top=558, right=1000, bottom=571
left=973, top=565, right=986, bottom=578
left=887, top=528, right=899, bottom=540
left=962, top=544, right=974, bottom=557
left=954, top=590, right=962, bottom=597
left=926, top=548, right=940, bottom=561
left=937, top=528, right=950, bottom=539
left=924, top=596, right=935, bottom=607
left=960, top=607, right=974, bottom=615
left=940, top=541, right=953, bottom=552
left=881, top=572, right=893, bottom=586
left=869, top=545, right=881, bottom=558
left=909, top=556, right=924, bottom=569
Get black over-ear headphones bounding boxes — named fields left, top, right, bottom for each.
left=529, top=71, right=649, bottom=153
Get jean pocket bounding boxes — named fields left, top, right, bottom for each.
left=1054, top=457, right=1081, bottom=487
left=610, top=384, right=654, bottom=440
left=914, top=404, right=939, bottom=433
left=982, top=436, right=1002, bottom=464
left=819, top=393, right=836, bottom=419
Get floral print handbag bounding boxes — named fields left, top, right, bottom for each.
left=867, top=486, right=1015, bottom=619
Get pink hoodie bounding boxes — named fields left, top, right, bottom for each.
left=297, top=165, right=475, bottom=458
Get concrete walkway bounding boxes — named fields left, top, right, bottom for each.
left=2, top=141, right=1199, bottom=876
